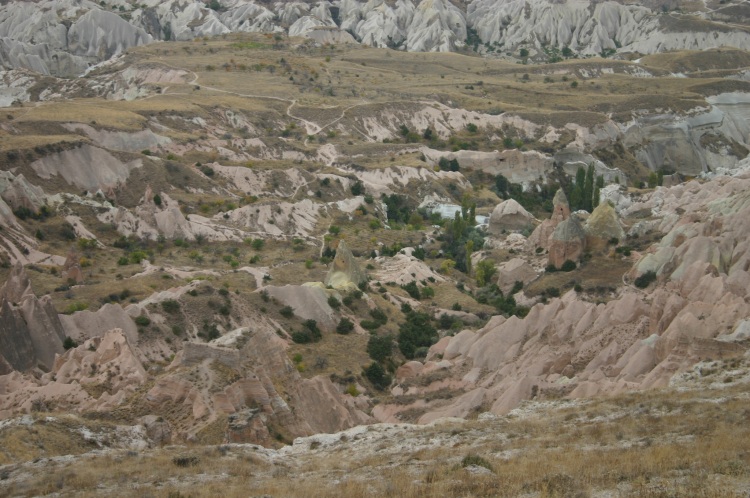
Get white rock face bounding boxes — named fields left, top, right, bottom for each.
left=0, top=0, right=151, bottom=76
left=289, top=14, right=336, bottom=38
left=3, top=0, right=750, bottom=77
left=496, top=258, right=538, bottom=295
left=488, top=199, right=535, bottom=235
left=599, top=184, right=631, bottom=214
left=62, top=123, right=172, bottom=152
left=30, top=145, right=143, bottom=191
left=468, top=0, right=750, bottom=56
left=623, top=96, right=750, bottom=176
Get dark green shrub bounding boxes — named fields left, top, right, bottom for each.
left=336, top=318, right=354, bottom=335
left=369, top=308, right=387, bottom=325
left=350, top=181, right=364, bottom=196
left=560, top=260, right=577, bottom=272
left=364, top=362, right=391, bottom=390
left=279, top=306, right=294, bottom=318
left=367, top=335, right=393, bottom=362
left=438, top=313, right=456, bottom=330
left=461, top=454, right=493, bottom=471
left=291, top=331, right=312, bottom=344
left=172, top=456, right=199, bottom=467
left=402, top=281, right=420, bottom=299
left=303, top=319, right=322, bottom=341
left=397, top=311, right=437, bottom=359
left=634, top=271, right=657, bottom=289
left=161, top=299, right=180, bottom=313
left=360, top=320, right=380, bottom=331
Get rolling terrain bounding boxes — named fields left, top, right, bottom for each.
left=0, top=11, right=749, bottom=498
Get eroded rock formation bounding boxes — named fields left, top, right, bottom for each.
left=373, top=172, right=750, bottom=424
left=0, top=263, right=65, bottom=373
left=325, top=240, right=366, bottom=291
left=488, top=199, right=535, bottom=235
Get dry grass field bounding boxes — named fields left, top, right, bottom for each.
left=6, top=33, right=746, bottom=160
left=2, top=373, right=749, bottom=497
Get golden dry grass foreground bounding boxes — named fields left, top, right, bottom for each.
left=2, top=371, right=749, bottom=498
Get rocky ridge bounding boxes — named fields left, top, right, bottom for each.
left=372, top=170, right=750, bottom=424
left=2, top=0, right=749, bottom=76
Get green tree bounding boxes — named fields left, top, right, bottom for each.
left=163, top=21, right=172, bottom=41
left=583, top=163, right=595, bottom=212
left=569, top=166, right=586, bottom=210
left=367, top=334, right=393, bottom=362
left=402, top=281, right=421, bottom=300
left=280, top=306, right=294, bottom=318
left=364, top=362, right=391, bottom=390
left=350, top=181, right=364, bottom=196
left=397, top=311, right=437, bottom=359
left=475, top=259, right=497, bottom=287
left=440, top=204, right=483, bottom=274
left=251, top=238, right=265, bottom=251
left=303, top=319, right=322, bottom=341
left=494, top=174, right=509, bottom=198
left=438, top=157, right=460, bottom=172
left=382, top=194, right=410, bottom=223
left=335, top=318, right=354, bottom=335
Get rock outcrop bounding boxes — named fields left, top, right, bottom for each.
left=0, top=0, right=152, bottom=76
left=548, top=215, right=586, bottom=268
left=30, top=145, right=142, bottom=191
left=0, top=263, right=65, bottom=373
left=528, top=188, right=569, bottom=251
left=496, top=258, right=538, bottom=295
left=148, top=326, right=371, bottom=445
left=262, top=284, right=337, bottom=331
left=325, top=240, right=366, bottom=291
left=59, top=302, right=140, bottom=345
left=584, top=201, right=625, bottom=252
left=0, top=329, right=147, bottom=417
left=0, top=171, right=46, bottom=214
left=3, top=0, right=749, bottom=77
left=488, top=199, right=535, bottom=235
left=62, top=249, right=84, bottom=284
left=373, top=252, right=445, bottom=286
left=371, top=172, right=750, bottom=424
